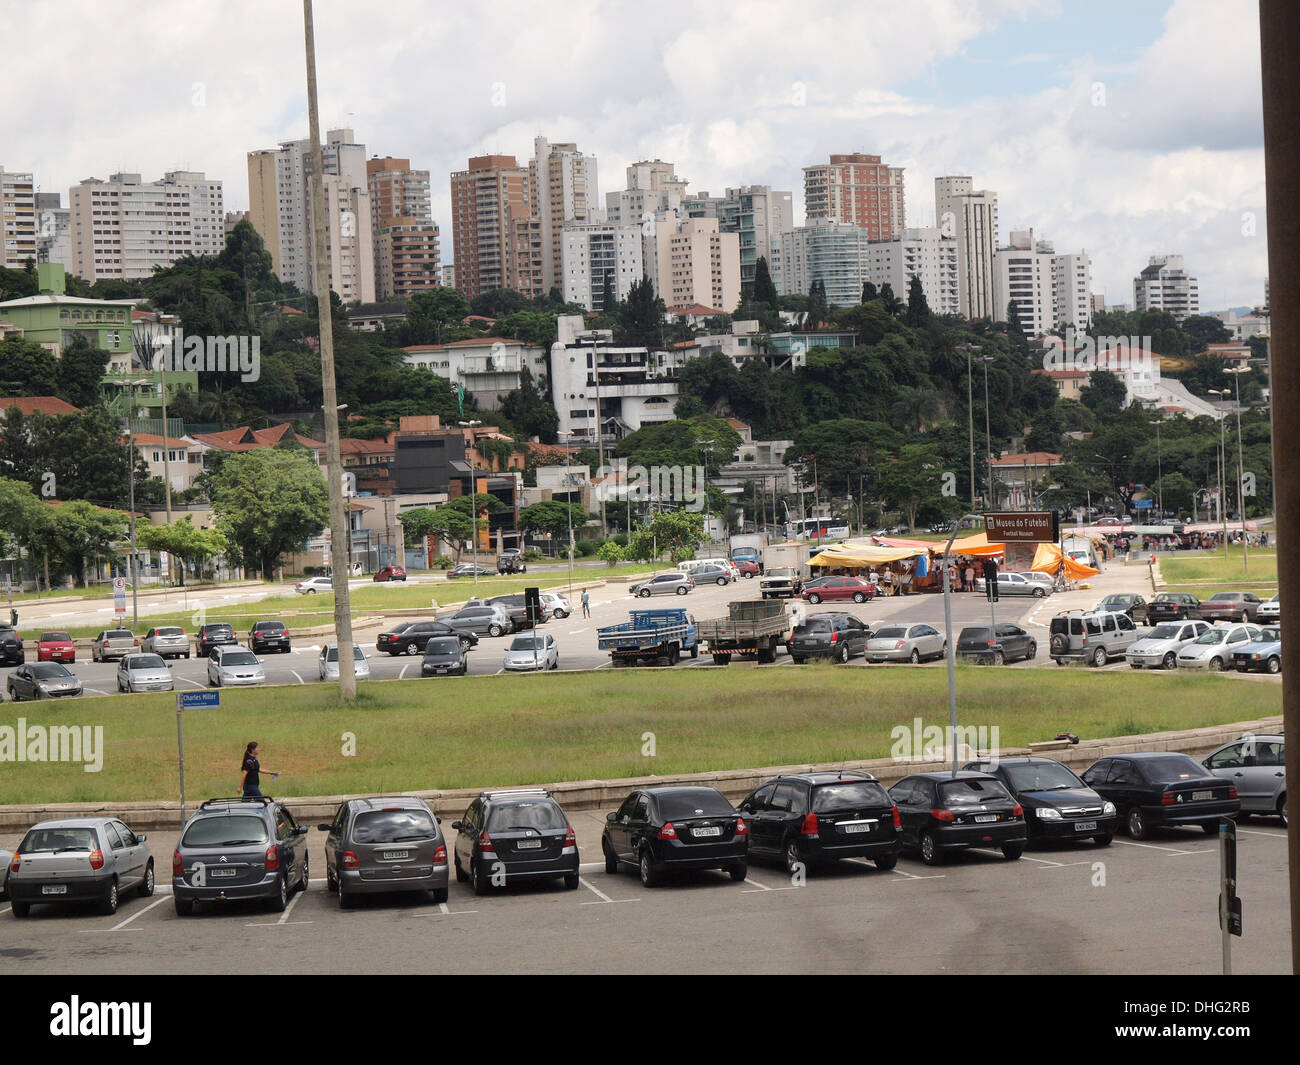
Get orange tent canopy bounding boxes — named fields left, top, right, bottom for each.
left=948, top=531, right=1006, bottom=558
left=1031, top=542, right=1100, bottom=579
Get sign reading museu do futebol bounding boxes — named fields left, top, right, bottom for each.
left=984, top=511, right=1061, bottom=543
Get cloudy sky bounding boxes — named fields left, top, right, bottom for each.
left=8, top=0, right=1268, bottom=309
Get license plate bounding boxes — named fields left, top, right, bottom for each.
left=842, top=822, right=874, bottom=834
left=974, top=814, right=998, bottom=823
left=210, top=867, right=237, bottom=878
left=1192, top=790, right=1213, bottom=801
left=42, top=885, right=67, bottom=895
left=381, top=850, right=409, bottom=860
left=693, top=826, right=722, bottom=837
left=516, top=840, right=542, bottom=850
left=1074, top=821, right=1098, bottom=832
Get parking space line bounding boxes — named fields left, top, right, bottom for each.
left=888, top=867, right=946, bottom=881
left=1237, top=827, right=1287, bottom=837
left=577, top=876, right=640, bottom=905
left=1020, top=856, right=1064, bottom=867
left=106, top=895, right=170, bottom=930
left=1111, top=839, right=1194, bottom=855
left=290, top=671, right=304, bottom=684
left=399, top=664, right=409, bottom=679
left=742, top=872, right=772, bottom=890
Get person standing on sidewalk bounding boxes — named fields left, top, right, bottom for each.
left=581, top=589, right=591, bottom=619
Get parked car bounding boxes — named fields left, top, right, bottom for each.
left=207, top=646, right=266, bottom=687
left=36, top=631, right=76, bottom=664
left=421, top=636, right=469, bottom=676
left=1198, top=591, right=1264, bottom=623
left=90, top=628, right=138, bottom=663
left=629, top=572, right=693, bottom=597
left=197, top=623, right=238, bottom=657
left=249, top=620, right=291, bottom=655
left=495, top=549, right=526, bottom=575
left=540, top=591, right=571, bottom=618
left=452, top=788, right=579, bottom=894
left=601, top=786, right=747, bottom=887
left=377, top=620, right=476, bottom=656
left=1257, top=594, right=1280, bottom=624
left=1125, top=620, right=1212, bottom=670
left=468, top=593, right=548, bottom=630
left=0, top=625, right=24, bottom=666
left=320, top=796, right=448, bottom=907
left=372, top=566, right=408, bottom=582
left=734, top=560, right=760, bottom=579
left=116, top=653, right=174, bottom=693
left=974, top=572, right=1049, bottom=598
left=504, top=631, right=559, bottom=672
left=141, top=625, right=191, bottom=659
left=1202, top=734, right=1286, bottom=826
left=1146, top=593, right=1203, bottom=623
left=1019, top=572, right=1057, bottom=594
left=320, top=643, right=370, bottom=681
left=172, top=796, right=309, bottom=915
left=1176, top=623, right=1262, bottom=670
left=440, top=604, right=514, bottom=638
left=865, top=623, right=945, bottom=664
left=295, top=576, right=334, bottom=594
left=447, top=563, right=493, bottom=579
left=1080, top=752, right=1240, bottom=839
left=0, top=847, right=10, bottom=900
left=8, top=817, right=153, bottom=918
left=690, top=564, right=734, bottom=587
left=802, top=576, right=875, bottom=604
left=957, top=624, right=1036, bottom=665
left=1094, top=593, right=1149, bottom=624
left=1048, top=610, right=1139, bottom=666
left=786, top=612, right=870, bottom=663
left=888, top=772, right=1026, bottom=864
left=1232, top=626, right=1282, bottom=675
left=737, top=772, right=900, bottom=874
left=961, top=757, right=1116, bottom=846
left=6, top=662, right=82, bottom=701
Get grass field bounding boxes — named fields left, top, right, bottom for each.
left=0, top=668, right=1280, bottom=805
left=1161, top=552, right=1277, bottom=594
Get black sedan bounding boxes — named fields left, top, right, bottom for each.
left=376, top=620, right=477, bottom=656
left=250, top=620, right=292, bottom=654
left=888, top=772, right=1026, bottom=865
left=737, top=772, right=899, bottom=874
left=962, top=757, right=1116, bottom=846
left=602, top=786, right=748, bottom=887
left=1146, top=593, right=1202, bottom=623
left=421, top=636, right=468, bottom=676
left=1079, top=752, right=1240, bottom=840
left=785, top=612, right=871, bottom=663
left=956, top=624, right=1036, bottom=665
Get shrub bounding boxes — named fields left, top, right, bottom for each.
left=612, top=533, right=628, bottom=547
left=523, top=549, right=545, bottom=562
left=575, top=539, right=598, bottom=557
left=433, top=556, right=453, bottom=570
left=597, top=541, right=623, bottom=567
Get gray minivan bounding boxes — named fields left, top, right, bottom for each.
left=320, top=797, right=449, bottom=907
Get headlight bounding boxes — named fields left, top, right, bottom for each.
left=1036, top=808, right=1063, bottom=821
left=1103, top=801, right=1116, bottom=815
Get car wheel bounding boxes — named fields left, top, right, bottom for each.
left=836, top=643, right=849, bottom=664
left=728, top=861, right=747, bottom=883
left=874, top=853, right=898, bottom=871
left=1025, top=641, right=1037, bottom=660
left=326, top=862, right=336, bottom=892
left=792, top=655, right=806, bottom=664
left=1209, top=657, right=1224, bottom=671
left=1240, top=611, right=1249, bottom=623
left=994, top=650, right=1005, bottom=666
left=268, top=874, right=288, bottom=913
left=297, top=852, right=309, bottom=893
left=1091, top=646, right=1107, bottom=668
left=638, top=849, right=658, bottom=887
left=138, top=860, right=155, bottom=897
left=488, top=624, right=503, bottom=638
left=920, top=831, right=943, bottom=866
left=638, top=589, right=650, bottom=598
left=675, top=586, right=688, bottom=596
left=1033, top=588, right=1045, bottom=597
left=405, top=641, right=420, bottom=656
left=910, top=648, right=920, bottom=664
left=809, top=593, right=822, bottom=604
left=1093, top=834, right=1112, bottom=847
left=783, top=838, right=803, bottom=875
left=717, top=578, right=727, bottom=587
left=173, top=896, right=193, bottom=917
left=471, top=859, right=490, bottom=896
left=689, top=644, right=699, bottom=659
left=1001, top=844, right=1024, bottom=861
left=1267, top=656, right=1281, bottom=675
left=1201, top=822, right=1219, bottom=835
left=100, top=879, right=119, bottom=916
left=1162, top=652, right=1176, bottom=670
left=1126, top=807, right=1148, bottom=841
left=852, top=592, right=866, bottom=603
left=338, top=869, right=355, bottom=909
left=563, top=872, right=580, bottom=890
left=453, top=854, right=468, bottom=883
left=1278, top=794, right=1288, bottom=828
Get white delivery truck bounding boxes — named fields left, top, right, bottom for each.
left=759, top=542, right=811, bottom=599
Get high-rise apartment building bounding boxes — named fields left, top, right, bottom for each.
left=366, top=157, right=438, bottom=300
left=803, top=152, right=905, bottom=240
left=449, top=154, right=530, bottom=301
left=1, top=167, right=37, bottom=268
left=35, top=192, right=71, bottom=269
left=721, top=186, right=793, bottom=289
left=68, top=171, right=223, bottom=281
left=529, top=137, right=598, bottom=294
left=645, top=217, right=740, bottom=313
left=561, top=222, right=645, bottom=311
left=246, top=128, right=374, bottom=302
left=934, top=176, right=999, bottom=320
left=993, top=229, right=1092, bottom=336
left=1134, top=255, right=1199, bottom=322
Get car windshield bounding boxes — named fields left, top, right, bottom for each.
left=129, top=655, right=166, bottom=669
left=325, top=646, right=365, bottom=662
left=1258, top=628, right=1281, bottom=641
left=41, top=632, right=71, bottom=641
left=656, top=790, right=734, bottom=819
left=1147, top=624, right=1186, bottom=640
left=30, top=663, right=73, bottom=679
left=1004, top=763, right=1083, bottom=791
left=1194, top=630, right=1227, bottom=645
left=221, top=651, right=259, bottom=666
left=938, top=779, right=1011, bottom=805
left=510, top=635, right=547, bottom=651
left=19, top=827, right=98, bottom=853
left=873, top=626, right=908, bottom=639
left=812, top=781, right=889, bottom=811
left=181, top=815, right=270, bottom=847
left=487, top=801, right=567, bottom=832
left=1139, top=755, right=1207, bottom=783
left=424, top=638, right=460, bottom=655
left=352, top=809, right=437, bottom=844
left=959, top=627, right=991, bottom=641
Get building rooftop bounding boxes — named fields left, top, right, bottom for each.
left=1, top=396, right=80, bottom=417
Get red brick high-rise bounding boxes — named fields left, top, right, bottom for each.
left=802, top=152, right=905, bottom=241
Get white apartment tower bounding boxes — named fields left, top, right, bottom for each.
left=1134, top=255, right=1199, bottom=322
left=561, top=222, right=645, bottom=312
left=993, top=229, right=1092, bottom=336
left=530, top=137, right=598, bottom=294
left=865, top=227, right=960, bottom=316
left=1, top=167, right=37, bottom=268
left=645, top=217, right=740, bottom=313
left=934, top=176, right=999, bottom=320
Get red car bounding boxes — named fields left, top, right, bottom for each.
left=37, top=631, right=76, bottom=663
left=734, top=560, right=760, bottom=579
left=373, top=566, right=408, bottom=582
left=802, top=577, right=876, bottom=604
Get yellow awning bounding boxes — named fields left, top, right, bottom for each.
left=810, top=545, right=925, bottom=567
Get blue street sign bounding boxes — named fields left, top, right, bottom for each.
left=1133, top=499, right=1155, bottom=509
left=178, top=691, right=220, bottom=710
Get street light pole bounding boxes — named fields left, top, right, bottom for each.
left=127, top=423, right=138, bottom=625
left=460, top=420, right=483, bottom=591
left=1211, top=390, right=1231, bottom=560
left=980, top=355, right=995, bottom=508
left=1227, top=366, right=1250, bottom=574
left=964, top=345, right=978, bottom=511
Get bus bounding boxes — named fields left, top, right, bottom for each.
left=786, top=518, right=851, bottom=541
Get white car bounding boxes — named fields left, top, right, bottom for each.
left=540, top=591, right=571, bottom=619
left=1126, top=620, right=1212, bottom=671
left=503, top=632, right=559, bottom=672
left=207, top=646, right=266, bottom=687
left=1176, top=623, right=1262, bottom=671
left=1257, top=595, right=1280, bottom=624
left=296, top=576, right=334, bottom=595
left=116, top=653, right=174, bottom=693
left=320, top=642, right=370, bottom=681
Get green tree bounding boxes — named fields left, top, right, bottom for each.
left=1079, top=369, right=1128, bottom=421
left=27, top=500, right=126, bottom=586
left=499, top=366, right=559, bottom=443
left=880, top=284, right=903, bottom=318
left=0, top=476, right=47, bottom=567
left=55, top=333, right=110, bottom=408
left=616, top=277, right=664, bottom=348
left=861, top=281, right=878, bottom=303
left=596, top=539, right=623, bottom=566
left=879, top=443, right=946, bottom=531
left=625, top=509, right=705, bottom=563
left=0, top=335, right=59, bottom=396
left=1181, top=315, right=1232, bottom=351
left=805, top=279, right=830, bottom=327
left=519, top=499, right=592, bottom=540
left=135, top=515, right=227, bottom=586
left=753, top=255, right=779, bottom=309
left=398, top=287, right=472, bottom=345
left=904, top=274, right=930, bottom=327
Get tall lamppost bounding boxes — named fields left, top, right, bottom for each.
left=577, top=330, right=609, bottom=536
left=460, top=419, right=483, bottom=591
left=1225, top=365, right=1251, bottom=574
left=958, top=344, right=981, bottom=511
left=1209, top=390, right=1232, bottom=560
left=979, top=354, right=996, bottom=509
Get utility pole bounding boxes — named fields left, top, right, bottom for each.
left=1226, top=366, right=1250, bottom=574
left=303, top=0, right=355, bottom=699
left=461, top=420, right=483, bottom=591
left=127, top=424, right=138, bottom=625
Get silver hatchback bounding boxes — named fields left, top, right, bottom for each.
left=319, top=797, right=449, bottom=908
left=7, top=817, right=154, bottom=917
left=142, top=625, right=191, bottom=659
left=630, top=573, right=693, bottom=598
left=117, top=653, right=175, bottom=693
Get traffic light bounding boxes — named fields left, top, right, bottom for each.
left=983, top=560, right=999, bottom=602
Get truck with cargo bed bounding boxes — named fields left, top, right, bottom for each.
left=759, top=542, right=811, bottom=599
left=698, top=599, right=791, bottom=665
left=596, top=608, right=699, bottom=666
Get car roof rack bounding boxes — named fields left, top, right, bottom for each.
left=479, top=787, right=551, bottom=801
left=199, top=796, right=274, bottom=809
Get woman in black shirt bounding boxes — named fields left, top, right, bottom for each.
left=239, top=742, right=277, bottom=796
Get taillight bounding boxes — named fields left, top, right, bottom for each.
left=133, top=638, right=140, bottom=646
left=931, top=808, right=955, bottom=823
left=830, top=632, right=839, bottom=643
left=892, top=805, right=901, bottom=830
left=564, top=824, right=576, bottom=847
left=1161, top=792, right=1176, bottom=806
left=1012, top=804, right=1023, bottom=818
left=432, top=844, right=447, bottom=863
left=894, top=640, right=905, bottom=649
left=89, top=849, right=104, bottom=870
left=658, top=822, right=678, bottom=840
left=265, top=844, right=280, bottom=870
left=10, top=854, right=21, bottom=874
left=172, top=850, right=182, bottom=875
left=800, top=812, right=819, bottom=837
left=735, top=817, right=747, bottom=836
left=1227, top=786, right=1238, bottom=799
left=341, top=850, right=358, bottom=868
left=478, top=828, right=496, bottom=855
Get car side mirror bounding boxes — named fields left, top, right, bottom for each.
left=318, top=824, right=332, bottom=832
left=606, top=812, right=617, bottom=823
left=450, top=820, right=462, bottom=831
left=295, top=826, right=309, bottom=836
left=436, top=816, right=442, bottom=824
left=136, top=834, right=148, bottom=842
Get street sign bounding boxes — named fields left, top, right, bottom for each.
left=984, top=510, right=1060, bottom=543
left=113, top=576, right=126, bottom=616
left=1132, top=499, right=1155, bottom=510
left=177, top=690, right=220, bottom=710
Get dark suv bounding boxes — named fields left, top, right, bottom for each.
left=496, top=549, right=527, bottom=574
left=785, top=612, right=870, bottom=663
left=451, top=789, right=579, bottom=895
left=172, top=797, right=310, bottom=915
left=319, top=796, right=449, bottom=908
left=250, top=620, right=291, bottom=654
left=737, top=772, right=900, bottom=874
left=377, top=620, right=477, bottom=656
left=197, top=623, right=239, bottom=657
left=0, top=626, right=24, bottom=666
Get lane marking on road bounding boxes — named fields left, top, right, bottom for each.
left=106, top=895, right=169, bottom=931
left=1237, top=827, right=1287, bottom=838
left=85, top=688, right=109, bottom=695
left=1020, top=856, right=1064, bottom=867
left=399, top=664, right=409, bottom=679
left=577, top=876, right=640, bottom=905
left=173, top=676, right=204, bottom=689
left=413, top=904, right=477, bottom=917
left=246, top=920, right=312, bottom=926
left=1112, top=839, right=1194, bottom=855
left=290, top=671, right=304, bottom=684
left=884, top=866, right=946, bottom=881
left=276, top=887, right=308, bottom=925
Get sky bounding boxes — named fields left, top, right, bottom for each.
left=5, top=0, right=1268, bottom=310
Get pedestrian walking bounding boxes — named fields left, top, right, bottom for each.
left=581, top=588, right=591, bottom=619
left=239, top=742, right=278, bottom=798
left=963, top=562, right=974, bottom=592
